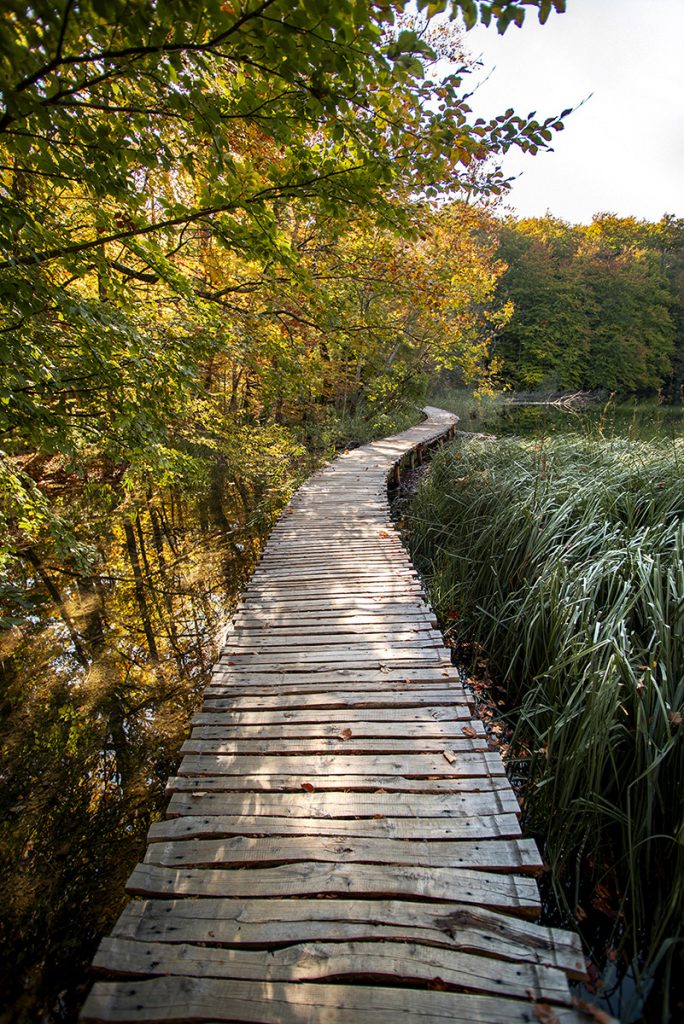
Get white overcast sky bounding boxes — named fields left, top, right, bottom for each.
left=460, top=0, right=684, bottom=223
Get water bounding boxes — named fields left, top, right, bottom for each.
left=0, top=479, right=281, bottom=1023
left=481, top=398, right=684, bottom=443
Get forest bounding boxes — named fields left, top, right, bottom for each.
left=0, top=1, right=682, bottom=1023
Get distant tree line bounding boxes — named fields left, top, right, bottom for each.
left=492, top=214, right=684, bottom=396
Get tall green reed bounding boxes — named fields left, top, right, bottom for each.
left=407, top=434, right=683, bottom=1016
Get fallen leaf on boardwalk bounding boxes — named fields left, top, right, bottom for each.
left=427, top=977, right=448, bottom=991
left=300, top=782, right=315, bottom=792
left=378, top=530, right=390, bottom=537
left=338, top=728, right=353, bottom=740
left=372, top=814, right=385, bottom=820
left=531, top=1003, right=560, bottom=1024
left=442, top=749, right=456, bottom=764
left=461, top=726, right=477, bottom=738
left=571, top=998, right=613, bottom=1023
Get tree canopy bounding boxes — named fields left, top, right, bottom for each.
left=0, top=0, right=568, bottom=567
left=493, top=213, right=683, bottom=394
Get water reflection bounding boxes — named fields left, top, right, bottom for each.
left=0, top=481, right=273, bottom=1023
left=497, top=398, right=684, bottom=442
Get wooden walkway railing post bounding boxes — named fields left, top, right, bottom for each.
left=81, top=407, right=597, bottom=1024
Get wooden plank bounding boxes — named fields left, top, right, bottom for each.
left=219, top=650, right=449, bottom=666
left=238, top=598, right=429, bottom=613
left=223, top=632, right=443, bottom=648
left=186, top=720, right=483, bottom=739
left=126, top=863, right=540, bottom=911
left=234, top=602, right=434, bottom=618
left=148, top=813, right=522, bottom=842
left=191, top=707, right=472, bottom=726
left=230, top=620, right=436, bottom=636
left=91, top=937, right=571, bottom=1002
left=166, top=773, right=514, bottom=795
left=242, top=584, right=424, bottom=597
left=177, top=751, right=505, bottom=778
left=179, top=737, right=489, bottom=756
left=256, top=561, right=410, bottom=572
left=142, top=835, right=542, bottom=873
left=250, top=567, right=419, bottom=581
left=165, top=787, right=520, bottom=818
left=221, top=640, right=444, bottom=655
left=200, top=692, right=469, bottom=712
left=200, top=684, right=464, bottom=700
left=114, top=891, right=548, bottom=947
left=209, top=667, right=458, bottom=684
left=107, top=901, right=581, bottom=970
left=82, top=976, right=597, bottom=1024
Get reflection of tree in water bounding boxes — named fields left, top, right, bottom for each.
left=0, top=470, right=274, bottom=1024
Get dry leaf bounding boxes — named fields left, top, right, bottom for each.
left=300, top=782, right=315, bottom=792
left=442, top=749, right=456, bottom=764
left=461, top=726, right=477, bottom=738
left=378, top=530, right=390, bottom=537
left=571, top=997, right=613, bottom=1023
left=532, top=1003, right=561, bottom=1024
left=338, top=728, right=353, bottom=740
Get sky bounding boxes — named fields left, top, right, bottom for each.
left=460, top=0, right=684, bottom=223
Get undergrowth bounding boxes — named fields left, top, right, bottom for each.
left=406, top=433, right=684, bottom=1021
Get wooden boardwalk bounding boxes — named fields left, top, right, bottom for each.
left=82, top=408, right=591, bottom=1023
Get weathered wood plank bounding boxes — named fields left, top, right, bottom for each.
left=148, top=813, right=522, bottom=843
left=186, top=720, right=484, bottom=739
left=165, top=787, right=520, bottom=818
left=218, top=650, right=451, bottom=667
left=91, top=937, right=571, bottom=1002
left=82, top=976, right=599, bottom=1024
left=165, top=773, right=514, bottom=795
left=230, top=620, right=436, bottom=636
left=223, top=633, right=443, bottom=650
left=191, top=707, right=471, bottom=727
left=197, top=688, right=466, bottom=704
left=180, top=737, right=489, bottom=756
left=108, top=899, right=584, bottom=973
left=177, top=751, right=505, bottom=778
left=126, top=863, right=540, bottom=911
left=199, top=692, right=472, bottom=712
left=142, top=835, right=542, bottom=873
left=209, top=667, right=458, bottom=684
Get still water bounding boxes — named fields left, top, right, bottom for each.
left=467, top=397, right=684, bottom=442
left=0, top=472, right=290, bottom=1023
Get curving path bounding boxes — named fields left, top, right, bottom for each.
left=81, top=408, right=592, bottom=1024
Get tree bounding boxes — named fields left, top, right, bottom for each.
left=493, top=214, right=676, bottom=394
left=0, top=0, right=568, bottom=564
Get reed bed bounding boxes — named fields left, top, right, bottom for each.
left=407, top=434, right=683, bottom=1019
